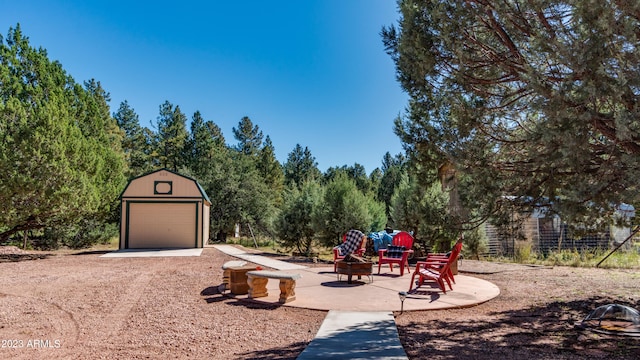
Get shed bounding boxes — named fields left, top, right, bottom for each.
left=119, top=169, right=211, bottom=249
left=484, top=203, right=635, bottom=256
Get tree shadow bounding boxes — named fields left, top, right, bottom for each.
left=397, top=297, right=640, bottom=359
left=375, top=272, right=407, bottom=279
left=201, top=285, right=223, bottom=296
left=200, top=285, right=286, bottom=309
left=200, top=285, right=230, bottom=304
left=71, top=250, right=111, bottom=255
left=227, top=300, right=281, bottom=310
left=0, top=253, right=49, bottom=262
left=236, top=341, right=309, bottom=359
left=406, top=287, right=443, bottom=303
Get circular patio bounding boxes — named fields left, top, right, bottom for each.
left=229, top=265, right=500, bottom=312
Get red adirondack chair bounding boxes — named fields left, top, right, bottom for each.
left=377, top=231, right=414, bottom=276
left=424, top=240, right=463, bottom=284
left=409, top=240, right=463, bottom=293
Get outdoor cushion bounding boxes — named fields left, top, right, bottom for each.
left=386, top=245, right=406, bottom=258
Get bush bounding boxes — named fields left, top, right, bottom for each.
left=524, top=248, right=640, bottom=269
left=462, top=228, right=488, bottom=260
left=41, top=220, right=119, bottom=249
left=513, top=241, right=533, bottom=263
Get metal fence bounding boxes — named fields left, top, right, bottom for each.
left=485, top=217, right=616, bottom=257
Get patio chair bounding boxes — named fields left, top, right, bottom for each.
left=409, top=240, right=463, bottom=293
left=377, top=231, right=414, bottom=276
left=423, top=239, right=463, bottom=284
left=333, top=230, right=366, bottom=272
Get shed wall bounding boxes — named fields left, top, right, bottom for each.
left=119, top=169, right=210, bottom=249
left=121, top=170, right=204, bottom=198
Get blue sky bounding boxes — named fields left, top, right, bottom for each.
left=2, top=0, right=407, bottom=173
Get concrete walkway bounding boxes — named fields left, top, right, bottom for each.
left=213, top=244, right=307, bottom=270
left=100, top=248, right=204, bottom=257
left=297, top=311, right=408, bottom=360
left=212, top=245, right=502, bottom=360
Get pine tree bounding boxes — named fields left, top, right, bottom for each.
left=377, top=152, right=406, bottom=218
left=187, top=111, right=221, bottom=172
left=0, top=25, right=126, bottom=242
left=383, top=0, right=640, bottom=227
left=283, top=144, right=321, bottom=189
left=276, top=181, right=322, bottom=255
left=113, top=100, right=153, bottom=178
left=257, top=136, right=285, bottom=207
left=154, top=100, right=188, bottom=172
left=232, top=116, right=263, bottom=156
left=313, top=173, right=383, bottom=246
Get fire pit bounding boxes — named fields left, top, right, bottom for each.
left=575, top=303, right=640, bottom=337
left=336, top=259, right=373, bottom=284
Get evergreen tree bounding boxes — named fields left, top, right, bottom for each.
left=322, top=166, right=344, bottom=184
left=383, top=0, right=640, bottom=228
left=75, top=79, right=126, bottom=219
left=0, top=25, right=125, bottom=242
left=185, top=113, right=232, bottom=241
left=368, top=167, right=383, bottom=201
left=275, top=181, right=322, bottom=255
left=191, top=115, right=281, bottom=241
left=257, top=136, right=285, bottom=207
left=154, top=100, right=188, bottom=171
left=197, top=143, right=276, bottom=242
left=324, top=164, right=372, bottom=194
left=283, top=144, right=321, bottom=189
left=390, top=174, right=456, bottom=253
left=232, top=116, right=263, bottom=156
left=188, top=111, right=219, bottom=171
left=228, top=151, right=274, bottom=238
left=229, top=117, right=280, bottom=236
left=377, top=152, right=406, bottom=218
left=366, top=193, right=388, bottom=233
left=113, top=100, right=153, bottom=178
left=313, top=173, right=382, bottom=247
left=204, top=146, right=238, bottom=242
left=347, top=163, right=370, bottom=193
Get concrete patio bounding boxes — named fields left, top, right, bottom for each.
left=213, top=244, right=500, bottom=312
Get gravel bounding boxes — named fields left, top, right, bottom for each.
left=1, top=246, right=639, bottom=359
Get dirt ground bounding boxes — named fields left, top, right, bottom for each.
left=0, top=245, right=639, bottom=360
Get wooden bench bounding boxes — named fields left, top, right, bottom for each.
left=246, top=271, right=302, bottom=304
left=221, top=260, right=248, bottom=291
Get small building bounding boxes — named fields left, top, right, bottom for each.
left=484, top=204, right=635, bottom=256
left=119, top=169, right=211, bottom=249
